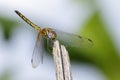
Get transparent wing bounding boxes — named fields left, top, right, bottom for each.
left=31, top=32, right=44, bottom=68
left=53, top=29, right=93, bottom=48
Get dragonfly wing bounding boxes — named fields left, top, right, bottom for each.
left=53, top=29, right=93, bottom=48
left=31, top=32, right=44, bottom=68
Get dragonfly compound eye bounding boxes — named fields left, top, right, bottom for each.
left=48, top=31, right=57, bottom=40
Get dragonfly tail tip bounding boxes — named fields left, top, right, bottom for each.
left=14, top=10, right=19, bottom=14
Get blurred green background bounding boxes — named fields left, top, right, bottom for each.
left=0, top=0, right=120, bottom=80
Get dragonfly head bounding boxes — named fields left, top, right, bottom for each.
left=42, top=28, right=57, bottom=40
left=47, top=30, right=57, bottom=40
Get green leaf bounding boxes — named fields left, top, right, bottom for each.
left=0, top=70, right=11, bottom=80
left=0, top=16, right=18, bottom=40
left=76, top=12, right=120, bottom=80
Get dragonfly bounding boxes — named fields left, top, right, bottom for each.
left=15, top=10, right=93, bottom=68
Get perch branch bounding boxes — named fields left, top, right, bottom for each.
left=52, top=40, right=72, bottom=80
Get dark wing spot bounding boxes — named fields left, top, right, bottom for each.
left=78, top=35, right=82, bottom=39
left=88, top=38, right=92, bottom=42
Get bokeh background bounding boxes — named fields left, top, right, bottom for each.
left=0, top=0, right=120, bottom=80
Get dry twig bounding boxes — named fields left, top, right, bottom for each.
left=52, top=40, right=72, bottom=80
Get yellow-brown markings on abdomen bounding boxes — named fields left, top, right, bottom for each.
left=15, top=10, right=41, bottom=31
